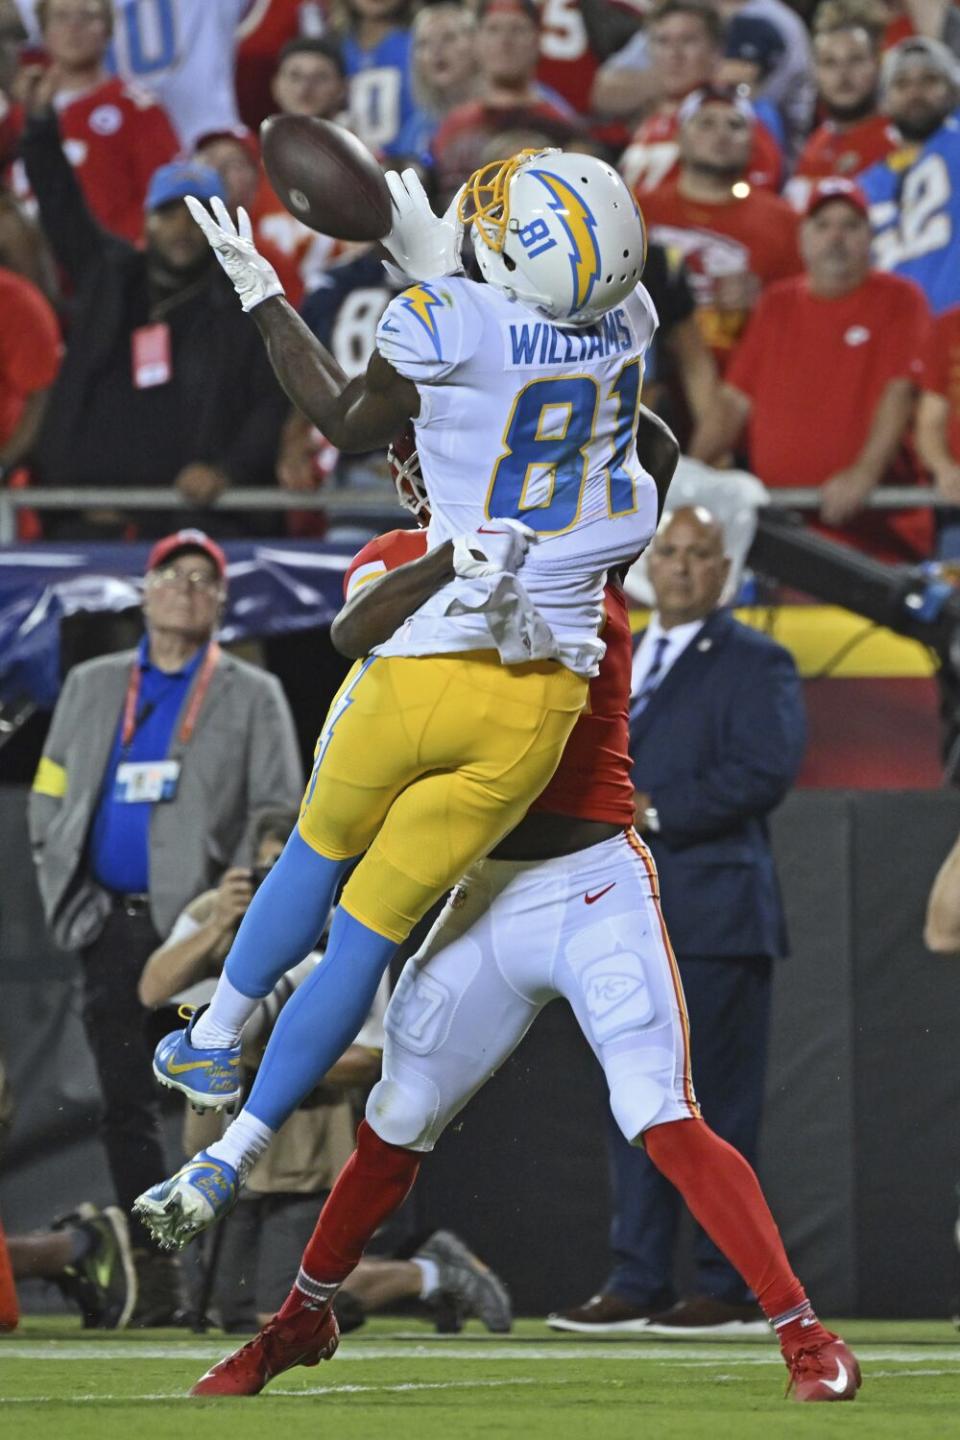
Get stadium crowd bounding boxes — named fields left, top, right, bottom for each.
left=0, top=0, right=958, bottom=557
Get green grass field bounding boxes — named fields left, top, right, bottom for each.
left=2, top=1317, right=958, bottom=1439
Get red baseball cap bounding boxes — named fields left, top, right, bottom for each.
left=146, top=529, right=227, bottom=579
left=805, top=177, right=869, bottom=221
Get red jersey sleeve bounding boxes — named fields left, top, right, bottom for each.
left=342, top=528, right=429, bottom=601
left=531, top=583, right=635, bottom=826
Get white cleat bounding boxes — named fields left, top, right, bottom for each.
left=132, top=1150, right=240, bottom=1251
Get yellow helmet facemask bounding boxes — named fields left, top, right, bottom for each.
left=456, top=149, right=547, bottom=254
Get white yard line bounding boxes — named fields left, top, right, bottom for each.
left=2, top=1342, right=959, bottom=1365
left=4, top=1356, right=960, bottom=1406
left=0, top=1377, right=567, bottom=1405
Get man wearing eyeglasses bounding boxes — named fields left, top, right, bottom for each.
left=27, top=528, right=302, bottom=1324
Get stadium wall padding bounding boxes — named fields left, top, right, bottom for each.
left=1, top=785, right=959, bottom=1318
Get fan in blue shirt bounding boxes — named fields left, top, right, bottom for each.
left=859, top=38, right=960, bottom=315
left=342, top=7, right=416, bottom=155
left=90, top=637, right=208, bottom=895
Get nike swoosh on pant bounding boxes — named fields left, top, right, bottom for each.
left=584, top=883, right=616, bottom=905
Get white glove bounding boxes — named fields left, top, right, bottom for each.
left=185, top=195, right=284, bottom=313
left=383, top=169, right=463, bottom=282
left=452, top=518, right=537, bottom=580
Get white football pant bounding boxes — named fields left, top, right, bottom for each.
left=366, top=829, right=699, bottom=1151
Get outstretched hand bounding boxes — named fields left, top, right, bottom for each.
left=185, top=195, right=284, bottom=313
left=383, top=167, right=463, bottom=283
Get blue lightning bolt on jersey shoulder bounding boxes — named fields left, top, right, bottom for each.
left=401, top=283, right=445, bottom=360
left=529, top=170, right=602, bottom=315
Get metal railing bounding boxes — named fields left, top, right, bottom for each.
left=0, top=485, right=951, bottom=546
left=0, top=487, right=402, bottom=544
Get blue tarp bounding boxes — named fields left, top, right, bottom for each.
left=0, top=540, right=358, bottom=708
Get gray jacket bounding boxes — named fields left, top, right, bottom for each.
left=27, top=646, right=303, bottom=952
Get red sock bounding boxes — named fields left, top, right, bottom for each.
left=0, top=1219, right=19, bottom=1333
left=643, top=1119, right=833, bottom=1354
left=279, top=1120, right=420, bottom=1318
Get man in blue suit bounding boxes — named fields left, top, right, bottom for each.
left=551, top=504, right=806, bottom=1336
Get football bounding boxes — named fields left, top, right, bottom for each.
left=259, top=114, right=393, bottom=242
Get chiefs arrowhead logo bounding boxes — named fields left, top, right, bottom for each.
left=585, top=972, right=642, bottom=1020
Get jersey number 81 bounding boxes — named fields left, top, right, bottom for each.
left=486, top=358, right=643, bottom=534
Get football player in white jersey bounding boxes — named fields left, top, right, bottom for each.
left=134, top=148, right=659, bottom=1257
left=183, top=433, right=857, bottom=1404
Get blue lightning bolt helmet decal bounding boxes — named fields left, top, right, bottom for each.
left=401, top=283, right=445, bottom=360
left=528, top=170, right=602, bottom=315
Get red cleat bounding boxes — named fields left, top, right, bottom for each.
left=785, top=1335, right=862, bottom=1402
left=190, top=1306, right=340, bottom=1396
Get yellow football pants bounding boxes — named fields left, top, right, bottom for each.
left=299, top=651, right=587, bottom=941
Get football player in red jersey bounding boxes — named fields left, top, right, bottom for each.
left=191, top=419, right=861, bottom=1406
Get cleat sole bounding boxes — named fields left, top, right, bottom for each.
left=132, top=1194, right=203, bottom=1252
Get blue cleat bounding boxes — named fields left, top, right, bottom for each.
left=152, top=1005, right=242, bottom=1110
left=133, top=1151, right=240, bottom=1250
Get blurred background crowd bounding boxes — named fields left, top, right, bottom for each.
left=0, top=0, right=959, bottom=563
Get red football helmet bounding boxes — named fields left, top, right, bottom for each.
left=388, top=425, right=429, bottom=524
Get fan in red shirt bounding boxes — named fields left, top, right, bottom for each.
left=916, top=305, right=960, bottom=538
left=430, top=0, right=579, bottom=207
left=620, top=0, right=782, bottom=195
left=1, top=0, right=179, bottom=244
left=0, top=264, right=61, bottom=475
left=788, top=12, right=899, bottom=211
left=639, top=87, right=800, bottom=371
left=692, top=178, right=933, bottom=560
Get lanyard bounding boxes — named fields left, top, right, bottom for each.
left=120, top=642, right=221, bottom=751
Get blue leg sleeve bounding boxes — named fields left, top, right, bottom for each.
left=243, top=907, right=396, bottom=1131
left=223, top=829, right=352, bottom=999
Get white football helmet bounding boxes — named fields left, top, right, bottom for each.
left=458, top=148, right=647, bottom=327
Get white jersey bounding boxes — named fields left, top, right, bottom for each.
left=15, top=0, right=253, bottom=148
left=374, top=276, right=659, bottom=678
